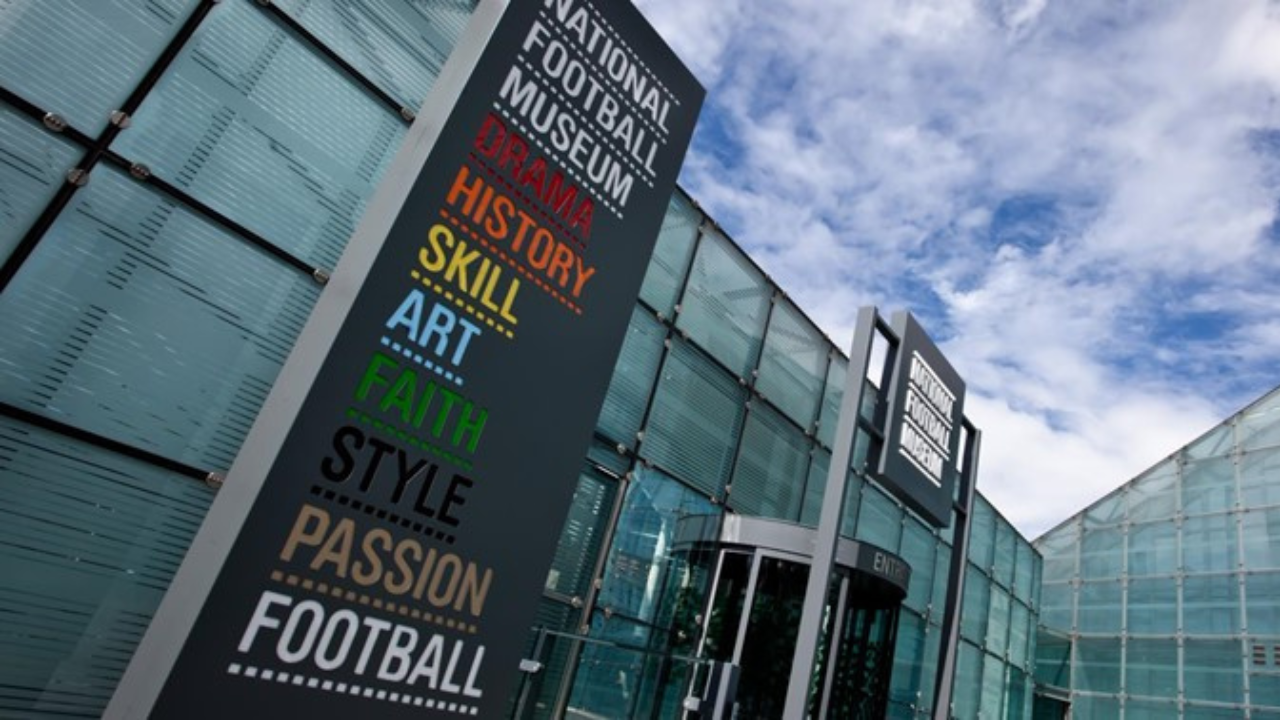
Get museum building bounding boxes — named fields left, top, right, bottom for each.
left=0, top=1, right=1276, bottom=718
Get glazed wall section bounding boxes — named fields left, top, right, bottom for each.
left=0, top=1, right=475, bottom=716
left=523, top=189, right=1042, bottom=719
left=1035, top=389, right=1280, bottom=718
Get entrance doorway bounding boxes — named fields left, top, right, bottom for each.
left=675, top=516, right=910, bottom=718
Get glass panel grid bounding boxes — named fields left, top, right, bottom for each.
left=0, top=0, right=199, bottom=135
left=638, top=191, right=700, bottom=316
left=728, top=402, right=810, bottom=522
left=754, top=298, right=825, bottom=429
left=110, top=0, right=408, bottom=270
left=639, top=338, right=746, bottom=499
left=0, top=108, right=81, bottom=265
left=274, top=0, right=471, bottom=110
left=673, top=228, right=769, bottom=378
left=0, top=417, right=214, bottom=718
left=595, top=307, right=666, bottom=447
left=0, top=167, right=321, bottom=471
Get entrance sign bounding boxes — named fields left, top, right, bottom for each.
left=877, top=312, right=966, bottom=528
left=107, top=0, right=703, bottom=717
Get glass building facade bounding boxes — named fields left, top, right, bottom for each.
left=1035, top=388, right=1280, bottom=718
left=0, top=1, right=1040, bottom=717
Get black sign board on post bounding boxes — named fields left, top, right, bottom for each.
left=876, top=311, right=967, bottom=528
left=107, top=0, right=703, bottom=717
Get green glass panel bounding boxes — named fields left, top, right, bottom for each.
left=638, top=191, right=700, bottom=316
left=1183, top=573, right=1241, bottom=635
left=799, top=449, right=829, bottom=528
left=728, top=403, right=809, bottom=522
left=1246, top=572, right=1280, bottom=634
left=544, top=469, right=618, bottom=600
left=1251, top=670, right=1280, bottom=708
left=0, top=109, right=80, bottom=266
left=1185, top=421, right=1236, bottom=461
left=931, top=544, right=951, bottom=625
left=1129, top=520, right=1178, bottom=576
left=596, top=307, right=666, bottom=447
left=1034, top=628, right=1072, bottom=688
left=993, top=518, right=1017, bottom=589
left=1183, top=513, right=1238, bottom=574
left=1083, top=489, right=1126, bottom=528
left=980, top=649, right=1006, bottom=718
left=1077, top=579, right=1122, bottom=634
left=1009, top=601, right=1031, bottom=670
left=815, top=355, right=847, bottom=450
left=568, top=613, right=655, bottom=718
left=1183, top=638, right=1245, bottom=702
left=1074, top=637, right=1121, bottom=693
left=1079, top=525, right=1124, bottom=579
left=855, top=482, right=903, bottom=551
left=1037, top=523, right=1079, bottom=583
left=1127, top=576, right=1178, bottom=635
left=1038, top=581, right=1073, bottom=631
left=1004, top=667, right=1029, bottom=720
left=961, top=564, right=990, bottom=643
left=969, top=495, right=996, bottom=570
left=899, top=518, right=936, bottom=614
left=674, top=229, right=770, bottom=377
left=888, top=611, right=928, bottom=711
left=0, top=167, right=321, bottom=471
left=0, top=417, right=214, bottom=719
left=754, top=299, right=825, bottom=428
left=1240, top=447, right=1280, bottom=508
left=640, top=339, right=746, bottom=498
left=1238, top=389, right=1280, bottom=452
left=0, top=0, right=199, bottom=136
left=596, top=467, right=715, bottom=623
left=953, top=641, right=982, bottom=719
left=1014, top=541, right=1036, bottom=603
left=1182, top=456, right=1236, bottom=516
left=1127, top=461, right=1180, bottom=522
left=987, top=586, right=1011, bottom=654
left=111, top=0, right=413, bottom=270
left=273, top=0, right=472, bottom=110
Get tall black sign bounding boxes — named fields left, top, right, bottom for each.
left=113, top=1, right=703, bottom=716
left=877, top=312, right=967, bottom=528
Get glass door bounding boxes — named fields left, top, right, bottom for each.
left=692, top=548, right=901, bottom=718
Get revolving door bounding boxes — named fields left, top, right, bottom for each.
left=675, top=515, right=910, bottom=719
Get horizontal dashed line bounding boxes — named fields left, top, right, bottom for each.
left=439, top=209, right=583, bottom=316
left=227, top=663, right=479, bottom=715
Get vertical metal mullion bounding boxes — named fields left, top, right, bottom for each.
left=0, top=0, right=218, bottom=293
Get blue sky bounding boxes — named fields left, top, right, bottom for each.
left=634, top=0, right=1280, bottom=537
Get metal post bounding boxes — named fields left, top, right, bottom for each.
left=930, top=420, right=980, bottom=719
left=783, top=307, right=881, bottom=718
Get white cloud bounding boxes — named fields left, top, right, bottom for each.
left=633, top=0, right=1280, bottom=537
